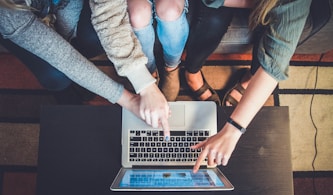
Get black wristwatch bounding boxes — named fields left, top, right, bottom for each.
left=227, top=117, right=247, bottom=134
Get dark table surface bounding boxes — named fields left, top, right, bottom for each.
left=37, top=105, right=293, bottom=195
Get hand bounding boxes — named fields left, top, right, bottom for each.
left=139, top=84, right=170, bottom=139
left=191, top=123, right=242, bottom=173
left=116, top=88, right=141, bottom=118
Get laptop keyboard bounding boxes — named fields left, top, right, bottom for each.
left=129, top=130, right=209, bottom=162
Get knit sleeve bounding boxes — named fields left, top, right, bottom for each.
left=0, top=7, right=124, bottom=103
left=89, top=0, right=155, bottom=94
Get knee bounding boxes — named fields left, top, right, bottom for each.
left=128, top=5, right=152, bottom=28
left=155, top=0, right=184, bottom=21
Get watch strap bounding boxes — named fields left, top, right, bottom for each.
left=227, top=117, right=246, bottom=134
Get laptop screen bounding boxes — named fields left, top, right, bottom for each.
left=120, top=169, right=224, bottom=188
left=111, top=168, right=234, bottom=191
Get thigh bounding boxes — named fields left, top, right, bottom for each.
left=127, top=0, right=152, bottom=28
left=188, top=4, right=234, bottom=48
left=0, top=36, right=71, bottom=90
left=184, top=5, right=234, bottom=73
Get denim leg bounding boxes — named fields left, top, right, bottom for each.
left=155, top=10, right=189, bottom=68
left=71, top=0, right=104, bottom=59
left=0, top=36, right=72, bottom=91
left=133, top=21, right=157, bottom=73
left=55, top=0, right=84, bottom=41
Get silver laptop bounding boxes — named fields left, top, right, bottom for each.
left=110, top=101, right=234, bottom=191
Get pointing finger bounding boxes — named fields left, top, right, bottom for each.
left=193, top=148, right=209, bottom=173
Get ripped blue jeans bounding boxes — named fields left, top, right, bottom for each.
left=133, top=0, right=189, bottom=73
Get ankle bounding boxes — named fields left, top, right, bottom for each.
left=185, top=71, right=203, bottom=90
left=240, top=71, right=252, bottom=88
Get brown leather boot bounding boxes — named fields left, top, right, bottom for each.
left=159, top=67, right=180, bottom=101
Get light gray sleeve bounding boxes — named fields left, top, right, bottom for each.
left=0, top=7, right=124, bottom=104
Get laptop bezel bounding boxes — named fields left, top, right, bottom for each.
left=112, top=101, right=234, bottom=191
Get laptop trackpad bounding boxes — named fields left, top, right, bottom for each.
left=169, top=104, right=185, bottom=127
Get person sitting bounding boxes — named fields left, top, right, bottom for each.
left=182, top=0, right=312, bottom=173
left=126, top=0, right=189, bottom=101
left=0, top=0, right=171, bottom=138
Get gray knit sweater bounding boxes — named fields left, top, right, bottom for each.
left=0, top=0, right=155, bottom=103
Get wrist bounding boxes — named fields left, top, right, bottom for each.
left=226, top=117, right=247, bottom=134
left=127, top=66, right=156, bottom=94
left=139, top=83, right=156, bottom=96
left=117, top=89, right=135, bottom=108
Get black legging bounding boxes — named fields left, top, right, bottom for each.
left=0, top=36, right=72, bottom=90
left=184, top=1, right=234, bottom=73
left=0, top=0, right=104, bottom=91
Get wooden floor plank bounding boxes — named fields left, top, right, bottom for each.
left=293, top=177, right=333, bottom=195
left=321, top=49, right=333, bottom=62
left=0, top=54, right=43, bottom=90
left=2, top=172, right=36, bottom=195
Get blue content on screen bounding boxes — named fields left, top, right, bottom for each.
left=119, top=169, right=224, bottom=188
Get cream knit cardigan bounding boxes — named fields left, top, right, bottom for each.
left=90, top=0, right=155, bottom=93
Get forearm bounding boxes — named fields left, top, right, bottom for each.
left=230, top=67, right=278, bottom=128
left=89, top=0, right=155, bottom=93
left=0, top=9, right=124, bottom=103
left=202, top=0, right=254, bottom=8
left=224, top=0, right=255, bottom=8
left=116, top=88, right=137, bottom=110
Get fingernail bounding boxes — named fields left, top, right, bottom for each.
left=165, top=136, right=169, bottom=142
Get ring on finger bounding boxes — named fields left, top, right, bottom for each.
left=216, top=153, right=224, bottom=165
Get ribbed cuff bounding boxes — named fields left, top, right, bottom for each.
left=126, top=65, right=156, bottom=94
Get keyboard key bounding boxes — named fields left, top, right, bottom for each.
left=128, top=129, right=210, bottom=163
